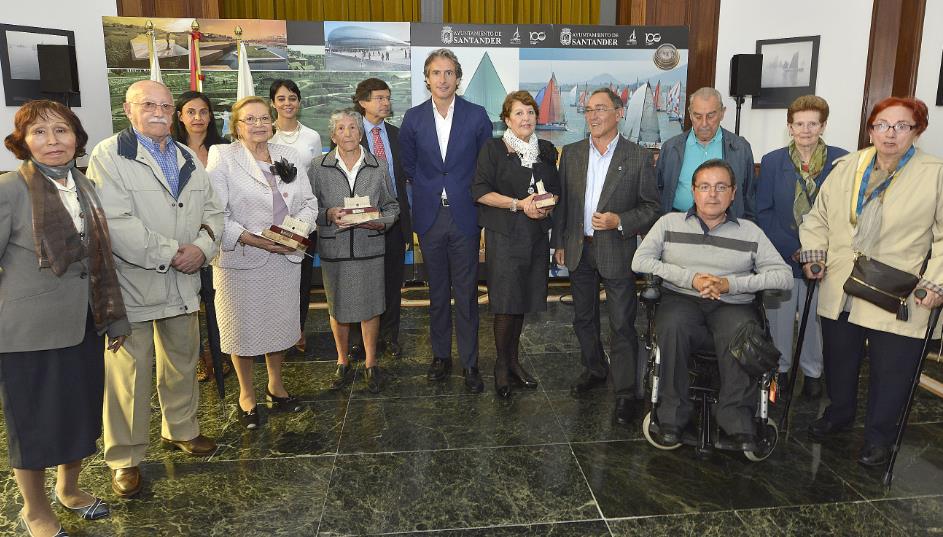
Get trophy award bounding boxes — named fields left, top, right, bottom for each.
left=337, top=195, right=381, bottom=226
left=532, top=180, right=556, bottom=209
left=261, top=215, right=312, bottom=253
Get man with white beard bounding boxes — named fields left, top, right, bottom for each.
left=86, top=80, right=223, bottom=498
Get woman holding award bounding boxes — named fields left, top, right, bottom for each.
left=207, top=96, right=317, bottom=429
left=310, top=109, right=399, bottom=394
left=472, top=91, right=560, bottom=398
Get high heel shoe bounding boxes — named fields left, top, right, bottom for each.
left=239, top=405, right=260, bottom=429
left=494, top=361, right=512, bottom=400
left=19, top=510, right=69, bottom=536
left=266, top=389, right=302, bottom=412
left=55, top=494, right=110, bottom=520
left=509, top=361, right=538, bottom=389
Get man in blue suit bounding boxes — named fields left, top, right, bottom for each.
left=399, top=48, right=492, bottom=392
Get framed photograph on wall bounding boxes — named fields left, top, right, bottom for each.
left=753, top=35, right=820, bottom=109
left=0, top=23, right=80, bottom=106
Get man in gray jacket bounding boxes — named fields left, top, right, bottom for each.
left=633, top=159, right=791, bottom=451
left=87, top=80, right=223, bottom=498
left=656, top=87, right=756, bottom=218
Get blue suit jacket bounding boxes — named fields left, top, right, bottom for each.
left=398, top=96, right=492, bottom=237
left=755, top=144, right=848, bottom=277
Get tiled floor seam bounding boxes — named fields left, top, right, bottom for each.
left=315, top=366, right=357, bottom=537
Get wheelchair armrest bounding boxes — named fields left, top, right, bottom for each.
left=639, top=274, right=662, bottom=303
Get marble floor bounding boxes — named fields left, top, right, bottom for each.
left=3, top=299, right=943, bottom=536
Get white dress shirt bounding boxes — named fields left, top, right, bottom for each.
left=336, top=146, right=365, bottom=191
left=433, top=96, right=455, bottom=199
left=46, top=170, right=84, bottom=234
left=584, top=135, right=619, bottom=236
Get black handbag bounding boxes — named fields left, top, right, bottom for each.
left=725, top=320, right=781, bottom=379
left=843, top=252, right=923, bottom=321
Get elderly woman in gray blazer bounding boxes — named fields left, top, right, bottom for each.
left=310, top=109, right=399, bottom=394
left=207, top=96, right=318, bottom=429
left=1, top=100, right=129, bottom=536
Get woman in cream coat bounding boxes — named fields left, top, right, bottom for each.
left=207, top=96, right=317, bottom=429
left=800, top=97, right=943, bottom=467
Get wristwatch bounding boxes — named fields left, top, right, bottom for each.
left=510, top=198, right=519, bottom=212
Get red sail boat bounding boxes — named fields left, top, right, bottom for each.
left=537, top=72, right=567, bottom=131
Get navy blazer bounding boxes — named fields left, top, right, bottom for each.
left=755, top=144, right=848, bottom=277
left=398, top=96, right=492, bottom=238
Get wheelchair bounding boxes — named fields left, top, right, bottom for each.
left=637, top=275, right=779, bottom=462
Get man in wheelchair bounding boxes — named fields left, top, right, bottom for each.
left=632, top=159, right=792, bottom=452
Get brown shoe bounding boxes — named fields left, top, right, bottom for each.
left=294, top=335, right=306, bottom=353
left=161, top=434, right=217, bottom=456
left=111, top=467, right=141, bottom=498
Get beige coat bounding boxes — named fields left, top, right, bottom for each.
left=86, top=128, right=223, bottom=322
left=799, top=147, right=943, bottom=338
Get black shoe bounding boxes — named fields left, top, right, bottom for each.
left=494, top=368, right=511, bottom=399
left=330, top=363, right=354, bottom=391
left=802, top=376, right=824, bottom=400
left=347, top=344, right=365, bottom=362
left=463, top=367, right=484, bottom=393
left=716, top=431, right=757, bottom=452
left=614, top=398, right=641, bottom=426
left=808, top=416, right=851, bottom=440
left=858, top=444, right=891, bottom=467
left=266, top=389, right=302, bottom=412
left=570, top=370, right=607, bottom=393
left=656, top=424, right=681, bottom=445
left=239, top=405, right=259, bottom=430
left=364, top=366, right=384, bottom=394
left=384, top=340, right=402, bottom=358
left=427, top=357, right=452, bottom=382
left=509, top=361, right=538, bottom=389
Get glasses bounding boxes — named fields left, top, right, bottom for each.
left=584, top=106, right=620, bottom=116
left=239, top=116, right=273, bottom=126
left=791, top=121, right=821, bottom=131
left=694, top=184, right=731, bottom=193
left=129, top=101, right=174, bottom=113
left=368, top=95, right=392, bottom=103
left=871, top=122, right=916, bottom=133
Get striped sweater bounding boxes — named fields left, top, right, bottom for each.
left=632, top=210, right=793, bottom=304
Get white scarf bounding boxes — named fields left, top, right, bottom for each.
left=502, top=129, right=540, bottom=168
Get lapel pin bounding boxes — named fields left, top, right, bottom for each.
left=618, top=166, right=623, bottom=171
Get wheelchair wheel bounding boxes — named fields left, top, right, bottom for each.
left=642, top=411, right=681, bottom=450
left=744, top=420, right=778, bottom=462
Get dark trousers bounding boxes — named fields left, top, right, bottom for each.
left=198, top=267, right=223, bottom=363
left=654, top=290, right=759, bottom=435
left=569, top=240, right=639, bottom=398
left=299, top=232, right=318, bottom=331
left=380, top=221, right=405, bottom=344
left=418, top=206, right=479, bottom=368
left=821, top=312, right=924, bottom=447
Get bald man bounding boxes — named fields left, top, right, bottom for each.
left=86, top=80, right=223, bottom=498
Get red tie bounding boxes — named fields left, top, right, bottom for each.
left=371, top=127, right=387, bottom=161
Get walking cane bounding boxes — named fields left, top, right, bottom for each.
left=778, top=263, right=821, bottom=432
left=883, top=288, right=942, bottom=488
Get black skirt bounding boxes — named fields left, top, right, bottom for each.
left=0, top=311, right=104, bottom=469
left=484, top=217, right=550, bottom=315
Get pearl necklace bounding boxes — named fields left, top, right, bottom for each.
left=277, top=123, right=301, bottom=144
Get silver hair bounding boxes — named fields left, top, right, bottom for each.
left=688, top=87, right=725, bottom=108
left=328, top=108, right=364, bottom=137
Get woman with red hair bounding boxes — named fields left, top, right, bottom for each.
left=799, top=97, right=942, bottom=467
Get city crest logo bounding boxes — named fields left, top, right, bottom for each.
left=560, top=28, right=572, bottom=46
left=441, top=26, right=453, bottom=44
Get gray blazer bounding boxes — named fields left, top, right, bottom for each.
left=309, top=149, right=399, bottom=262
left=552, top=136, right=661, bottom=280
left=0, top=168, right=128, bottom=352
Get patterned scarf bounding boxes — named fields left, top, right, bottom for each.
left=502, top=129, right=540, bottom=168
left=789, top=139, right=827, bottom=228
left=21, top=160, right=127, bottom=333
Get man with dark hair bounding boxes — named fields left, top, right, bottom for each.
left=399, top=49, right=491, bottom=392
left=348, top=77, right=412, bottom=357
left=553, top=87, right=660, bottom=424
left=633, top=159, right=791, bottom=450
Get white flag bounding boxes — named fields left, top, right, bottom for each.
left=149, top=31, right=163, bottom=83
left=236, top=42, right=254, bottom=100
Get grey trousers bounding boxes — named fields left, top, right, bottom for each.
left=654, top=290, right=759, bottom=436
